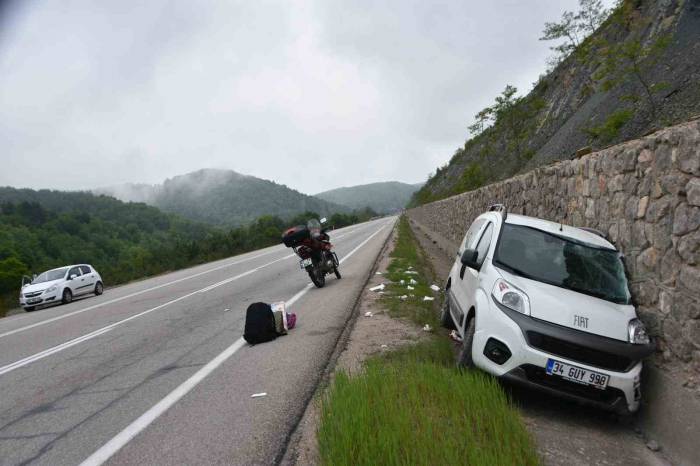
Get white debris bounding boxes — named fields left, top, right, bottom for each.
left=430, top=285, right=440, bottom=292
left=449, top=330, right=463, bottom=342
left=407, top=285, right=414, bottom=290
left=409, top=279, right=418, bottom=285
left=369, top=284, right=385, bottom=292
left=375, top=271, right=383, bottom=275
left=364, top=311, right=373, bottom=317
left=224, top=308, right=231, bottom=312
left=251, top=392, right=267, bottom=398
left=422, top=324, right=432, bottom=332
left=381, top=344, right=388, bottom=349
left=400, top=279, right=405, bottom=285
left=423, top=296, right=435, bottom=301
left=405, top=271, right=418, bottom=275
left=408, top=266, right=414, bottom=270
left=400, top=295, right=408, bottom=300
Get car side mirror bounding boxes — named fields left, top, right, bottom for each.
left=69, top=274, right=77, bottom=280
left=460, top=248, right=479, bottom=278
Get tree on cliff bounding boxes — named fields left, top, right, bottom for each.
left=540, top=0, right=613, bottom=67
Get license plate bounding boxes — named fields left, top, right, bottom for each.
left=27, top=298, right=41, bottom=304
left=300, top=258, right=313, bottom=269
left=546, top=359, right=609, bottom=389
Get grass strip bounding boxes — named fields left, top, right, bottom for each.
left=380, top=216, right=440, bottom=327
left=317, top=215, right=539, bottom=465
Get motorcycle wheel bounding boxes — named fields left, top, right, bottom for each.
left=308, top=266, right=326, bottom=288
left=334, top=266, right=341, bottom=279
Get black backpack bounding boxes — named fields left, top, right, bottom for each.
left=243, top=302, right=278, bottom=345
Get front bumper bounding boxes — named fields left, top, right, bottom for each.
left=19, top=289, right=60, bottom=308
left=471, top=297, right=653, bottom=413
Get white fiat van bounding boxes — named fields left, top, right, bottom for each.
left=441, top=204, right=655, bottom=413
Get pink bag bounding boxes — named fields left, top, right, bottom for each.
left=286, top=312, right=297, bottom=329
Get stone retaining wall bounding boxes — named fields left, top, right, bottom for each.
left=408, top=119, right=700, bottom=380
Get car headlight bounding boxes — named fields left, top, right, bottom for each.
left=628, top=318, right=650, bottom=345
left=492, top=278, right=530, bottom=315
left=45, top=286, right=57, bottom=294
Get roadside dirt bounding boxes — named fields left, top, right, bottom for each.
left=286, top=228, right=425, bottom=466
left=409, top=219, right=672, bottom=466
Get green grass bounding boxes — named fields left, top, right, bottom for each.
left=381, top=216, right=440, bottom=327
left=317, top=216, right=539, bottom=465
left=318, top=358, right=538, bottom=466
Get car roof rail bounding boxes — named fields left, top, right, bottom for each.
left=487, top=203, right=507, bottom=220
left=579, top=226, right=607, bottom=239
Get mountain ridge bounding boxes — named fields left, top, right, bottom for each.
left=96, top=168, right=349, bottom=227
left=315, top=181, right=422, bottom=213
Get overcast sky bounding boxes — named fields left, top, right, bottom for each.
left=0, top=0, right=611, bottom=194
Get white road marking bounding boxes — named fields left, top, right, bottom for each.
left=0, top=254, right=298, bottom=377
left=0, top=224, right=367, bottom=340
left=0, top=327, right=113, bottom=376
left=78, top=219, right=393, bottom=466
left=0, top=222, right=385, bottom=376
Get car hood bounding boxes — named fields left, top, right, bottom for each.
left=22, top=279, right=62, bottom=295
left=496, top=268, right=635, bottom=342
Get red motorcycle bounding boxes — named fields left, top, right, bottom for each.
left=282, top=218, right=341, bottom=288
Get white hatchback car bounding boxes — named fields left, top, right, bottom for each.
left=442, top=205, right=655, bottom=414
left=19, top=264, right=104, bottom=311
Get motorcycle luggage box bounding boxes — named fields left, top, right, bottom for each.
left=282, top=225, right=310, bottom=247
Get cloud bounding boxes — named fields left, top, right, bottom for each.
left=0, top=0, right=609, bottom=194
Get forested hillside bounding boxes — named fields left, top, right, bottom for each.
left=97, top=169, right=349, bottom=227
left=315, top=181, right=422, bottom=213
left=412, top=0, right=700, bottom=205
left=0, top=187, right=372, bottom=316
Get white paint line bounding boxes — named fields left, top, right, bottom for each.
left=0, top=327, right=113, bottom=376
left=0, top=254, right=297, bottom=377
left=0, top=222, right=387, bottom=376
left=0, top=224, right=368, bottom=340
left=78, top=220, right=393, bottom=466
left=0, top=249, right=282, bottom=340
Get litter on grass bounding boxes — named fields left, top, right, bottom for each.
left=369, top=284, right=385, bottom=292
left=409, top=279, right=418, bottom=285
left=449, top=330, right=463, bottom=342
left=405, top=271, right=418, bottom=275
left=251, top=392, right=267, bottom=398
left=430, top=284, right=440, bottom=292
left=422, top=324, right=432, bottom=332
left=364, top=311, right=373, bottom=317
left=400, top=279, right=405, bottom=285
left=400, top=295, right=408, bottom=300
left=407, top=285, right=414, bottom=290
left=423, top=296, right=435, bottom=301
left=375, top=271, right=383, bottom=275
left=381, top=344, right=388, bottom=349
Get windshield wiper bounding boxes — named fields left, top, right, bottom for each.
left=493, top=260, right=537, bottom=280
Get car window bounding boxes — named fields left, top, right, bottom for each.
left=68, top=267, right=82, bottom=278
left=79, top=265, right=92, bottom=275
left=475, top=223, right=494, bottom=264
left=460, top=219, right=485, bottom=253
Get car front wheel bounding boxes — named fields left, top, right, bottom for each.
left=94, top=281, right=104, bottom=295
left=457, top=315, right=476, bottom=369
left=440, top=292, right=455, bottom=329
left=62, top=288, right=73, bottom=304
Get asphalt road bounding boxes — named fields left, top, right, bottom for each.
left=0, top=217, right=395, bottom=466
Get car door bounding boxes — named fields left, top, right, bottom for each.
left=79, top=265, right=96, bottom=292
left=449, top=218, right=485, bottom=327
left=66, top=266, right=85, bottom=295
left=459, top=222, right=495, bottom=331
